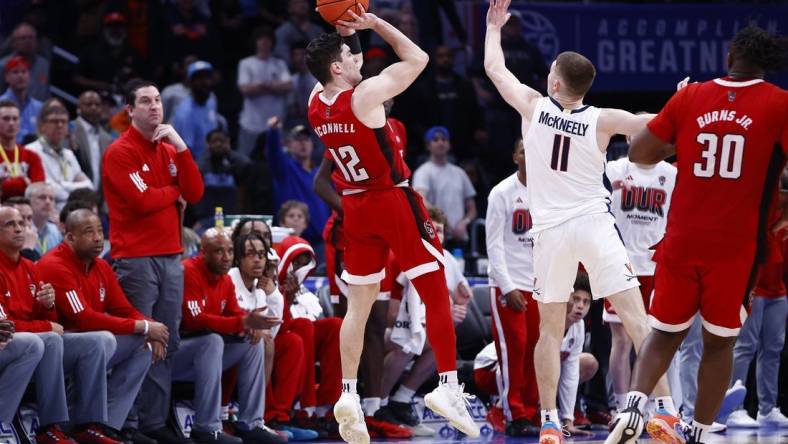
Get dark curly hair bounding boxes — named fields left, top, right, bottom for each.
left=730, top=24, right=788, bottom=73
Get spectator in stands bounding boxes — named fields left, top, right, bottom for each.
left=72, top=91, right=115, bottom=190
left=164, top=0, right=220, bottom=64
left=73, top=13, right=142, bottom=94
left=3, top=196, right=41, bottom=261
left=232, top=219, right=274, bottom=252
left=102, top=79, right=204, bottom=444
left=28, top=105, right=94, bottom=211
left=161, top=55, right=199, bottom=122
left=171, top=60, right=227, bottom=160
left=274, top=0, right=323, bottom=65
left=25, top=182, right=62, bottom=255
left=195, top=129, right=251, bottom=224
left=0, top=316, right=44, bottom=426
left=277, top=199, right=308, bottom=238
left=286, top=41, right=318, bottom=129
left=0, top=100, right=45, bottom=198
left=0, top=206, right=109, bottom=444
left=412, top=126, right=477, bottom=243
left=178, top=228, right=283, bottom=444
left=0, top=23, right=49, bottom=101
left=1, top=57, right=42, bottom=144
left=38, top=208, right=168, bottom=440
left=265, top=118, right=329, bottom=249
left=237, top=27, right=292, bottom=156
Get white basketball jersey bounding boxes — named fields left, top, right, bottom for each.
left=606, top=158, right=676, bottom=275
left=523, top=97, right=608, bottom=232
left=485, top=173, right=534, bottom=292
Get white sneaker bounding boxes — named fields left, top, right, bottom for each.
left=757, top=408, right=788, bottom=427
left=716, top=379, right=747, bottom=424
left=409, top=423, right=436, bottom=437
left=604, top=407, right=644, bottom=444
left=424, top=383, right=480, bottom=437
left=727, top=409, right=760, bottom=428
left=709, top=422, right=727, bottom=433
left=333, top=393, right=369, bottom=444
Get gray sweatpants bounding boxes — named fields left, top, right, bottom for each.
left=114, top=255, right=184, bottom=432
left=731, top=295, right=787, bottom=414
left=33, top=332, right=69, bottom=426
left=0, top=333, right=44, bottom=422
left=63, top=331, right=114, bottom=425
left=172, top=334, right=265, bottom=433
left=106, top=335, right=152, bottom=430
left=678, top=317, right=704, bottom=419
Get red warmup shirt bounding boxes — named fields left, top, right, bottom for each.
left=37, top=243, right=147, bottom=334
left=102, top=125, right=204, bottom=258
left=648, top=77, right=788, bottom=264
left=181, top=256, right=246, bottom=335
left=0, top=144, right=45, bottom=198
left=0, top=251, right=56, bottom=332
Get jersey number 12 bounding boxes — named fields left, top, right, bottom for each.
left=329, top=145, right=370, bottom=182
left=551, top=134, right=571, bottom=172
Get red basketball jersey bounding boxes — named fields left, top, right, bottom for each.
left=648, top=77, right=788, bottom=263
left=308, top=89, right=411, bottom=194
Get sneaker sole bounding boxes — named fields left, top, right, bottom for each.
left=334, top=404, right=369, bottom=444
left=538, top=434, right=563, bottom=444
left=716, top=386, right=747, bottom=423
left=604, top=417, right=641, bottom=444
left=424, top=393, right=480, bottom=438
left=645, top=418, right=685, bottom=444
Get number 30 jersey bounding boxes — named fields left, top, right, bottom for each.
left=648, top=77, right=788, bottom=264
left=308, top=88, right=411, bottom=195
left=522, top=97, right=607, bottom=233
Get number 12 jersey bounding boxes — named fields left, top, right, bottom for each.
left=308, top=89, right=411, bottom=195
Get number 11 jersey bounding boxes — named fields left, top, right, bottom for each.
left=308, top=88, right=411, bottom=195
left=522, top=97, right=607, bottom=233
left=648, top=77, right=788, bottom=263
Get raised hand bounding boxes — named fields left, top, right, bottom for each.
left=487, top=0, right=512, bottom=30
left=336, top=8, right=379, bottom=31
left=152, top=124, right=188, bottom=153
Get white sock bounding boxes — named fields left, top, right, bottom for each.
left=380, top=397, right=389, bottom=407
left=362, top=397, right=381, bottom=416
left=303, top=406, right=316, bottom=416
left=439, top=371, right=459, bottom=389
left=625, top=391, right=648, bottom=415
left=315, top=405, right=331, bottom=417
left=541, top=409, right=559, bottom=425
left=342, top=379, right=358, bottom=394
left=656, top=396, right=677, bottom=416
left=690, top=421, right=711, bottom=443
left=615, top=393, right=627, bottom=411
left=391, top=386, right=416, bottom=403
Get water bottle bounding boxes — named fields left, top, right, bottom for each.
left=451, top=248, right=465, bottom=274
left=214, top=207, right=224, bottom=228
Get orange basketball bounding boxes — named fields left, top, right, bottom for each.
left=316, top=0, right=370, bottom=26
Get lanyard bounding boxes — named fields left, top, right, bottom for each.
left=44, top=141, right=69, bottom=178
left=38, top=236, right=48, bottom=254
left=0, top=145, right=19, bottom=177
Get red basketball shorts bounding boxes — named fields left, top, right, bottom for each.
left=340, top=186, right=444, bottom=285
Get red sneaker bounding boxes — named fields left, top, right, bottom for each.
left=574, top=408, right=591, bottom=427
left=365, top=416, right=412, bottom=438
left=70, top=425, right=122, bottom=444
left=36, top=425, right=78, bottom=444
left=485, top=405, right=506, bottom=433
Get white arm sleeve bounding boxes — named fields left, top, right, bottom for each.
left=485, top=188, right=516, bottom=294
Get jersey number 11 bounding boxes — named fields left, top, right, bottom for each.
left=551, top=134, right=571, bottom=172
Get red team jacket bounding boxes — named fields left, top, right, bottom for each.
left=102, top=125, right=204, bottom=258
left=0, top=145, right=45, bottom=198
left=181, top=256, right=246, bottom=335
left=37, top=243, right=147, bottom=334
left=0, top=251, right=57, bottom=332
left=648, top=77, right=788, bottom=264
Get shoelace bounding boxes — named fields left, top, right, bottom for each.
left=450, top=383, right=476, bottom=410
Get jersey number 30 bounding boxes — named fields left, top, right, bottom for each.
left=693, top=133, right=744, bottom=179
left=329, top=145, right=370, bottom=182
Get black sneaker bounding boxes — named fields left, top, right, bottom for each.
left=190, top=431, right=242, bottom=444
left=143, top=427, right=190, bottom=444
left=505, top=418, right=540, bottom=437
left=232, top=426, right=287, bottom=444
left=385, top=401, right=420, bottom=427
left=120, top=428, right=158, bottom=444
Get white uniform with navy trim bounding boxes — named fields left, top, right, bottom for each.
left=523, top=97, right=638, bottom=303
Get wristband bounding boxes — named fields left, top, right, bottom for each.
left=343, top=33, right=362, bottom=55
left=143, top=320, right=149, bottom=335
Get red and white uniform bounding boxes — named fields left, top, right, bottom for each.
left=38, top=243, right=146, bottom=334
left=603, top=159, right=676, bottom=322
left=309, top=88, right=458, bottom=373
left=0, top=144, right=45, bottom=198
left=647, top=77, right=788, bottom=337
left=0, top=251, right=56, bottom=332
left=484, top=172, right=540, bottom=422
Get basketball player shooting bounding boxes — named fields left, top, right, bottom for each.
left=304, top=8, right=479, bottom=444
left=606, top=24, right=788, bottom=444
left=484, top=1, right=675, bottom=442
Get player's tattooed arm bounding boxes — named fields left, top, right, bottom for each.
left=483, top=0, right=541, bottom=120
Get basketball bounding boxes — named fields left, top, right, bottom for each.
left=316, top=0, right=370, bottom=26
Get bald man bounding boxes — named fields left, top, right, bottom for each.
left=37, top=209, right=168, bottom=437
left=174, top=229, right=284, bottom=444
left=72, top=90, right=115, bottom=188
